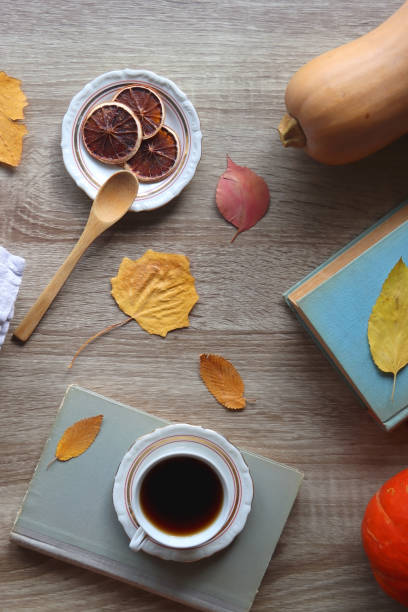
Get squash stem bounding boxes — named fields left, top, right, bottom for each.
left=278, top=113, right=306, bottom=148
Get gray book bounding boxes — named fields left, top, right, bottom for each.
left=10, top=385, right=303, bottom=612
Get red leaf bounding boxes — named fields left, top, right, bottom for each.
left=216, top=156, right=270, bottom=242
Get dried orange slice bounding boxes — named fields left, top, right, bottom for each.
left=82, top=102, right=142, bottom=164
left=125, top=126, right=180, bottom=183
left=114, top=85, right=165, bottom=139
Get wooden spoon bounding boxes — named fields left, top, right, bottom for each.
left=14, top=170, right=139, bottom=342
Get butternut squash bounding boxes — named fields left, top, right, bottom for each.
left=278, top=1, right=408, bottom=165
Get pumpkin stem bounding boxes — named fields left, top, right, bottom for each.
left=278, top=113, right=306, bottom=148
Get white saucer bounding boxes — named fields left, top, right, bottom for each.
left=61, top=69, right=202, bottom=212
left=113, top=424, right=253, bottom=562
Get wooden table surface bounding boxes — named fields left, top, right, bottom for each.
left=2, top=1, right=408, bottom=610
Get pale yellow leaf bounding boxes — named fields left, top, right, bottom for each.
left=111, top=250, right=199, bottom=337
left=368, top=258, right=408, bottom=399
left=200, top=353, right=246, bottom=410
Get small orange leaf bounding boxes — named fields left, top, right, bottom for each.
left=48, top=415, right=103, bottom=467
left=200, top=353, right=246, bottom=410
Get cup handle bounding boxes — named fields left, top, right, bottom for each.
left=129, top=526, right=147, bottom=551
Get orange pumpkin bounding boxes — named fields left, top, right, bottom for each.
left=362, top=469, right=408, bottom=607
left=278, top=1, right=408, bottom=165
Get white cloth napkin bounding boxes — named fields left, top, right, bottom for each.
left=0, top=246, right=25, bottom=348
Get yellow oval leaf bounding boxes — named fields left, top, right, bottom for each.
left=111, top=250, right=199, bottom=337
left=368, top=258, right=408, bottom=399
left=200, top=353, right=246, bottom=410
left=54, top=415, right=103, bottom=463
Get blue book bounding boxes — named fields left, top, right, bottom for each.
left=284, top=201, right=408, bottom=431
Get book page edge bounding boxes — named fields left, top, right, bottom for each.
left=288, top=302, right=386, bottom=430
left=287, top=204, right=408, bottom=305
left=10, top=530, right=246, bottom=612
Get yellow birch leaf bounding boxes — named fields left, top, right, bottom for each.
left=69, top=250, right=198, bottom=367
left=111, top=250, right=199, bottom=337
left=48, top=415, right=103, bottom=467
left=200, top=353, right=246, bottom=410
left=368, top=258, right=408, bottom=399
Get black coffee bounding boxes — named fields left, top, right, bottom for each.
left=139, top=456, right=224, bottom=536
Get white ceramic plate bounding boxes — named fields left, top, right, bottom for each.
left=113, top=424, right=254, bottom=562
left=61, top=69, right=202, bottom=212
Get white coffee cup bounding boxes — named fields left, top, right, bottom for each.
left=128, top=438, right=237, bottom=551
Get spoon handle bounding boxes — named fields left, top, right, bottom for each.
left=13, top=228, right=100, bottom=342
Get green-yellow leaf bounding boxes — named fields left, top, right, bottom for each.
left=368, top=258, right=408, bottom=399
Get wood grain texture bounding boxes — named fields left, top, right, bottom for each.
left=1, top=1, right=408, bottom=610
